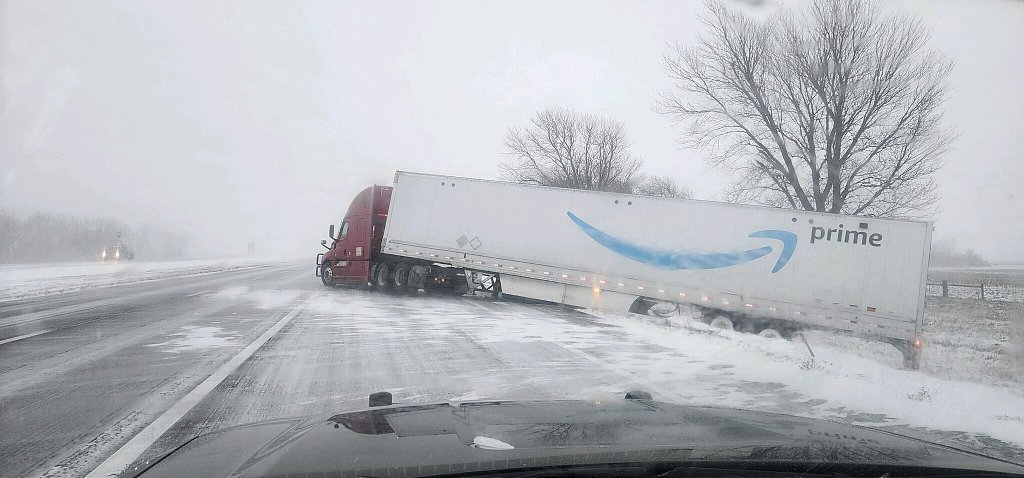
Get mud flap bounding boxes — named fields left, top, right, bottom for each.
left=888, top=338, right=922, bottom=370
left=408, top=265, right=430, bottom=290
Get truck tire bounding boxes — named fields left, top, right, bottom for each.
left=710, top=316, right=734, bottom=331
left=320, top=262, right=335, bottom=287
left=393, top=263, right=411, bottom=290
left=373, top=263, right=392, bottom=290
left=649, top=301, right=679, bottom=318
left=758, top=328, right=782, bottom=339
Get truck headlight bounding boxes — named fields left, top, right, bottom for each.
left=102, top=250, right=106, bottom=258
left=115, top=251, right=120, bottom=258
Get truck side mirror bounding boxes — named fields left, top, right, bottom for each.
left=320, top=239, right=330, bottom=250
left=328, top=224, right=336, bottom=239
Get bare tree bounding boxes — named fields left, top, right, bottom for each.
left=0, top=210, right=193, bottom=263
left=633, top=175, right=694, bottom=199
left=929, top=238, right=990, bottom=267
left=658, top=0, right=953, bottom=218
left=501, top=108, right=644, bottom=193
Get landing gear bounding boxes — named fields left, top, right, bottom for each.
left=465, top=270, right=501, bottom=298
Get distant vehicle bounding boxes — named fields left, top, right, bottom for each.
left=316, top=172, right=932, bottom=368
left=101, top=244, right=134, bottom=261
left=102, top=232, right=135, bottom=261
left=129, top=393, right=1024, bottom=477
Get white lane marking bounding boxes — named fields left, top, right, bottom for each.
left=183, top=290, right=209, bottom=298
left=0, top=329, right=52, bottom=345
left=82, top=292, right=320, bottom=478
left=460, top=298, right=683, bottom=402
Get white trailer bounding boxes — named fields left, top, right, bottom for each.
left=378, top=171, right=932, bottom=368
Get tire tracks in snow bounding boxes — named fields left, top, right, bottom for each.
left=63, top=292, right=322, bottom=478
left=458, top=297, right=685, bottom=402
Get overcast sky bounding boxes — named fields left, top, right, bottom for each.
left=1, top=0, right=1022, bottom=261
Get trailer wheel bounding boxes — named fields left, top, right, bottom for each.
left=320, top=262, right=335, bottom=287
left=649, top=302, right=679, bottom=318
left=710, top=316, right=734, bottom=331
left=758, top=328, right=782, bottom=339
left=393, top=263, right=411, bottom=289
left=373, top=263, right=392, bottom=290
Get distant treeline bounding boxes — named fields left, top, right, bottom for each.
left=930, top=239, right=990, bottom=267
left=0, top=210, right=192, bottom=264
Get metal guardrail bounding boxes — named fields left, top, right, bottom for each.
left=927, top=280, right=985, bottom=299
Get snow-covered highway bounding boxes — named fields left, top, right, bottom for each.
left=2, top=260, right=1022, bottom=477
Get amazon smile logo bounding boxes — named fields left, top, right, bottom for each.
left=566, top=212, right=797, bottom=273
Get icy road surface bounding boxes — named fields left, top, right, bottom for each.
left=0, top=260, right=1022, bottom=478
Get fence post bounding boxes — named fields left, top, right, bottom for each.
left=941, top=280, right=948, bottom=297
left=980, top=283, right=985, bottom=299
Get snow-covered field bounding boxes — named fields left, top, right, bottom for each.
left=0, top=257, right=297, bottom=302
left=926, top=266, right=1024, bottom=302
left=917, top=267, right=1024, bottom=388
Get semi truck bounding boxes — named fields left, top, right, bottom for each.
left=316, top=171, right=932, bottom=368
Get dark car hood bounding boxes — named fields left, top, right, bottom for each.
left=132, top=399, right=1024, bottom=477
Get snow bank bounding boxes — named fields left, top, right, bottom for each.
left=582, top=308, right=1024, bottom=454
left=0, top=257, right=296, bottom=302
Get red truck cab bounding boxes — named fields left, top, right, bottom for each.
left=317, top=185, right=392, bottom=285
left=316, top=183, right=466, bottom=293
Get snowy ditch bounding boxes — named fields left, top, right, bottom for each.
left=578, top=306, right=1024, bottom=457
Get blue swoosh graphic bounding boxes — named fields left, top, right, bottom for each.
left=566, top=212, right=797, bottom=273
